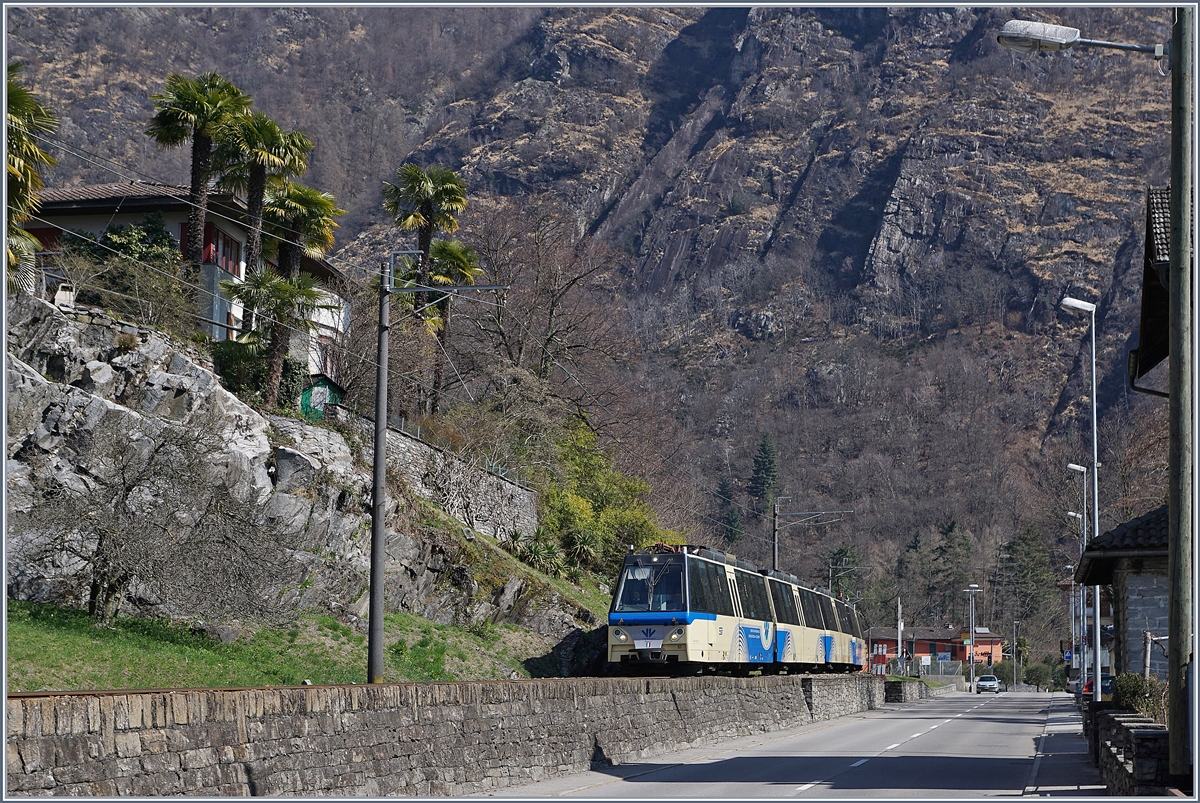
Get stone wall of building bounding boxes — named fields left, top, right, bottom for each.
left=1112, top=559, right=1169, bottom=677
left=7, top=675, right=885, bottom=796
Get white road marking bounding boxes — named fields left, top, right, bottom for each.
left=885, top=743, right=901, bottom=750
left=797, top=780, right=824, bottom=791
left=850, top=759, right=868, bottom=767
left=910, top=733, right=922, bottom=738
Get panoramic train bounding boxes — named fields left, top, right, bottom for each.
left=607, top=544, right=868, bottom=674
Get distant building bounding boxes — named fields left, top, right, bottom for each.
left=27, top=181, right=348, bottom=377
left=867, top=625, right=1003, bottom=667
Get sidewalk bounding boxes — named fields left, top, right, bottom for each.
left=1024, top=692, right=1108, bottom=797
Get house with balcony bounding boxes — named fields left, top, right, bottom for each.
left=25, top=180, right=349, bottom=382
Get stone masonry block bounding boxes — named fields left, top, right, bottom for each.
left=113, top=731, right=141, bottom=758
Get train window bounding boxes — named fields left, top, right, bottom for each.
left=712, top=563, right=736, bottom=616
left=835, top=600, right=862, bottom=638
left=818, top=594, right=840, bottom=632
left=768, top=579, right=801, bottom=625
left=687, top=559, right=711, bottom=612
left=612, top=566, right=651, bottom=611
left=798, top=588, right=825, bottom=629
left=734, top=571, right=771, bottom=621
left=687, top=558, right=735, bottom=617
left=611, top=560, right=685, bottom=612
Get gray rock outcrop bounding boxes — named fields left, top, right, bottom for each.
left=5, top=296, right=595, bottom=670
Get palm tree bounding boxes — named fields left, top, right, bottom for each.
left=7, top=62, right=58, bottom=294
left=219, top=268, right=334, bottom=408
left=214, top=111, right=312, bottom=275
left=262, top=180, right=345, bottom=278
left=145, top=72, right=252, bottom=268
left=427, top=238, right=482, bottom=414
left=222, top=260, right=278, bottom=335
left=381, top=163, right=467, bottom=319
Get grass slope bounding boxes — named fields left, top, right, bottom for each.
left=5, top=601, right=586, bottom=693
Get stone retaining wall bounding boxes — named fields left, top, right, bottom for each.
left=328, top=405, right=538, bottom=542
left=7, top=675, right=884, bottom=796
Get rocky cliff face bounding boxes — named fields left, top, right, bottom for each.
left=5, top=296, right=596, bottom=667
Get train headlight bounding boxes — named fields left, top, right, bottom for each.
left=668, top=627, right=685, bottom=642
left=612, top=628, right=628, bottom=643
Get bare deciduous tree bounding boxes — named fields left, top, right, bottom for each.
left=10, top=415, right=299, bottom=625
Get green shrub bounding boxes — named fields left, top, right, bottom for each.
left=1113, top=672, right=1150, bottom=711
left=1023, top=662, right=1052, bottom=691
left=210, top=340, right=306, bottom=410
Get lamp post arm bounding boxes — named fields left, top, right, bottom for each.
left=1077, top=37, right=1165, bottom=56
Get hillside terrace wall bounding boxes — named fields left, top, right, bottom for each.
left=7, top=675, right=885, bottom=796
left=328, top=405, right=538, bottom=543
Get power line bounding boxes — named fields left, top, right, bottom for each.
left=16, top=123, right=802, bottom=552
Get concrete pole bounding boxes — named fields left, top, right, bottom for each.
left=1167, top=5, right=1193, bottom=779
left=772, top=499, right=779, bottom=573
left=368, top=260, right=391, bottom=684
left=1146, top=630, right=1154, bottom=682
left=1088, top=314, right=1102, bottom=705
left=1013, top=620, right=1019, bottom=687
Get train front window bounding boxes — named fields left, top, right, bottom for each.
left=612, top=558, right=685, bottom=612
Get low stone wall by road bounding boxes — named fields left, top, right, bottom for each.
left=884, top=679, right=959, bottom=702
left=7, top=675, right=884, bottom=796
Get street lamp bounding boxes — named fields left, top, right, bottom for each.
left=1013, top=620, right=1021, bottom=688
left=964, top=583, right=981, bottom=689
left=999, top=13, right=1192, bottom=778
left=1061, top=299, right=1103, bottom=705
left=1065, top=562, right=1076, bottom=690
left=997, top=19, right=1167, bottom=58
left=1068, top=511, right=1087, bottom=694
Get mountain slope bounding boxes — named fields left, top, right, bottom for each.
left=6, top=7, right=1173, bottom=642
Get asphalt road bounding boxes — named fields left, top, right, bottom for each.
left=487, top=691, right=1066, bottom=798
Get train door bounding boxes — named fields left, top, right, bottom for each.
left=818, top=594, right=842, bottom=663
left=767, top=579, right=802, bottom=664
left=733, top=570, right=773, bottom=663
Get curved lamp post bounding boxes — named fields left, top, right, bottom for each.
left=1068, top=511, right=1088, bottom=694
left=1000, top=14, right=1192, bottom=778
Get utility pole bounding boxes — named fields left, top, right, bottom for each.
left=368, top=258, right=394, bottom=684
left=1167, top=6, right=1193, bottom=782
left=367, top=250, right=504, bottom=683
left=772, top=497, right=787, bottom=572
left=897, top=596, right=904, bottom=678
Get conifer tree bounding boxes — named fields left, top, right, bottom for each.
left=715, top=473, right=735, bottom=508
left=746, top=431, right=780, bottom=514
left=724, top=505, right=745, bottom=543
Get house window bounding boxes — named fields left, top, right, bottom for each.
left=179, top=223, right=241, bottom=277
left=215, top=228, right=241, bottom=278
